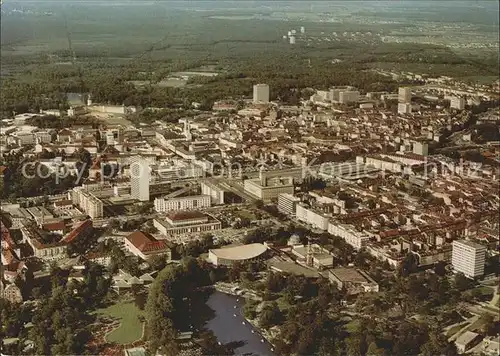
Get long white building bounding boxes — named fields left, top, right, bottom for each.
left=154, top=195, right=211, bottom=213
left=295, top=203, right=329, bottom=231
left=451, top=240, right=486, bottom=278
left=328, top=222, right=370, bottom=250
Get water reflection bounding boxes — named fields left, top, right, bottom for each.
left=205, top=291, right=275, bottom=356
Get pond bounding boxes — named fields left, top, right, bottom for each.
left=205, top=291, right=275, bottom=356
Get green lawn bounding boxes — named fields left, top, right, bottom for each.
left=345, top=319, right=361, bottom=333
left=97, top=300, right=144, bottom=344
left=474, top=286, right=494, bottom=296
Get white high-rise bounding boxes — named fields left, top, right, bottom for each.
left=398, top=87, right=411, bottom=103
left=452, top=240, right=486, bottom=278
left=450, top=97, right=466, bottom=110
left=130, top=157, right=150, bottom=202
left=253, top=84, right=270, bottom=103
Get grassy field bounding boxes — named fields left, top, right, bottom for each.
left=97, top=300, right=144, bottom=345
left=345, top=319, right=361, bottom=333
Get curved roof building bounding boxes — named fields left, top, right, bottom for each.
left=208, top=243, right=268, bottom=266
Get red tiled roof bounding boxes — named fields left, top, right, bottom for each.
left=62, top=219, right=93, bottom=244
left=126, top=231, right=170, bottom=254
left=42, top=221, right=66, bottom=232
left=2, top=249, right=16, bottom=265
left=1, top=222, right=14, bottom=249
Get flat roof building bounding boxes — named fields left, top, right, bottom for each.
left=153, top=211, right=221, bottom=236
left=328, top=268, right=379, bottom=295
left=278, top=193, right=301, bottom=216
left=154, top=194, right=211, bottom=213
left=253, top=84, right=270, bottom=104
left=130, top=157, right=150, bottom=202
left=452, top=240, right=486, bottom=278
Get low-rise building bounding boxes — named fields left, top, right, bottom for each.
left=153, top=211, right=221, bottom=236
left=208, top=243, right=268, bottom=267
left=154, top=195, right=211, bottom=213
left=328, top=222, right=370, bottom=250
left=1, top=282, right=23, bottom=304
left=124, top=231, right=172, bottom=261
left=455, top=331, right=481, bottom=353
left=295, top=204, right=329, bottom=231
left=328, top=268, right=379, bottom=295
left=22, top=219, right=93, bottom=260
left=290, top=243, right=334, bottom=270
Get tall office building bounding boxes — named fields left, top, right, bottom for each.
left=130, top=157, right=150, bottom=202
left=398, top=87, right=412, bottom=103
left=253, top=84, right=270, bottom=103
left=452, top=240, right=486, bottom=278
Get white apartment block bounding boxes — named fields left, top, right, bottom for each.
left=35, top=131, right=52, bottom=144
left=328, top=222, right=370, bottom=250
left=339, top=91, right=360, bottom=104
left=398, top=87, right=411, bottom=103
left=398, top=102, right=412, bottom=114
left=154, top=195, right=211, bottom=213
left=450, top=97, right=466, bottom=110
left=278, top=193, right=301, bottom=216
left=201, top=181, right=225, bottom=205
left=412, top=142, right=429, bottom=156
left=16, top=133, right=35, bottom=146
left=253, top=84, right=270, bottom=103
left=295, top=204, right=329, bottom=231
left=71, top=187, right=104, bottom=218
left=452, top=240, right=486, bottom=278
